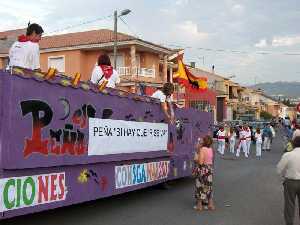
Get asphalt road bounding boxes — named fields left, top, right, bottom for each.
left=3, top=129, right=293, bottom=225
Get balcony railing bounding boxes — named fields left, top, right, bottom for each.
left=117, top=67, right=155, bottom=78
left=117, top=67, right=131, bottom=76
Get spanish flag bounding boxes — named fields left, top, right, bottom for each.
left=173, top=58, right=208, bottom=93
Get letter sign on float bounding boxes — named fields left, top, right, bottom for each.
left=115, top=161, right=170, bottom=189
left=0, top=172, right=66, bottom=212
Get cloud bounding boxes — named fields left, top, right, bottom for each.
left=0, top=1, right=53, bottom=31
left=1, top=0, right=300, bottom=84
left=159, top=8, right=177, bottom=16
left=272, top=35, right=300, bottom=47
left=231, top=4, right=245, bottom=15
left=175, top=0, right=189, bottom=5
left=255, top=39, right=268, bottom=48
left=175, top=20, right=209, bottom=40
left=238, top=54, right=258, bottom=67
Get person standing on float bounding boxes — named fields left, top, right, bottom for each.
left=151, top=83, right=175, bottom=124
left=90, top=54, right=120, bottom=89
left=9, top=23, right=44, bottom=70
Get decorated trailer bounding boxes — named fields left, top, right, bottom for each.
left=0, top=68, right=212, bottom=219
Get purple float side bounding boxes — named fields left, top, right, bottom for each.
left=0, top=69, right=213, bottom=219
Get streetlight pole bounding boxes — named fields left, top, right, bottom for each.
left=113, top=9, right=131, bottom=69
left=198, top=56, right=204, bottom=66
left=254, top=76, right=258, bottom=86
left=113, top=10, right=118, bottom=69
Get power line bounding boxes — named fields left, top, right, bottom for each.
left=118, top=16, right=140, bottom=39
left=44, top=14, right=113, bottom=36
left=42, top=15, right=300, bottom=57
left=164, top=43, right=300, bottom=56
left=44, top=13, right=141, bottom=40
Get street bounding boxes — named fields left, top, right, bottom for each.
left=3, top=130, right=292, bottom=225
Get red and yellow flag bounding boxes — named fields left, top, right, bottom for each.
left=173, top=59, right=208, bottom=93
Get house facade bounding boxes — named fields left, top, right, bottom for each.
left=186, top=67, right=227, bottom=122
left=0, top=29, right=173, bottom=93
left=39, top=29, right=174, bottom=93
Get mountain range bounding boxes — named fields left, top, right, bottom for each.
left=250, top=82, right=300, bottom=98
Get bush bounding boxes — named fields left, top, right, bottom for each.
left=260, top=111, right=273, bottom=120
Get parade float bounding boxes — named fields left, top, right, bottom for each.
left=0, top=67, right=212, bottom=219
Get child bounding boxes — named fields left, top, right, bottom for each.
left=229, top=127, right=236, bottom=154
left=255, top=128, right=262, bottom=158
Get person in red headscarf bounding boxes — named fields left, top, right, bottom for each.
left=90, top=54, right=120, bottom=89
left=9, top=23, right=44, bottom=70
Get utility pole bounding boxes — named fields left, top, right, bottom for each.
left=113, top=9, right=131, bottom=69
left=113, top=10, right=118, bottom=69
left=254, top=76, right=258, bottom=86
left=198, top=56, right=204, bottom=66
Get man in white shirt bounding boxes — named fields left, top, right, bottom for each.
left=217, top=126, right=226, bottom=155
left=90, top=54, right=120, bottom=89
left=255, top=128, right=262, bottom=157
left=151, top=83, right=175, bottom=124
left=236, top=126, right=248, bottom=158
left=277, top=136, right=300, bottom=225
left=245, top=125, right=252, bottom=156
left=9, top=23, right=43, bottom=70
left=292, top=125, right=300, bottom=141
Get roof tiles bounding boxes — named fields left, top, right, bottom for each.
left=40, top=29, right=136, bottom=49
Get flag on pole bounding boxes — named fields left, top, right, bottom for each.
left=173, top=58, right=208, bottom=93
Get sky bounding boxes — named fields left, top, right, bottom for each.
left=1, top=0, right=300, bottom=85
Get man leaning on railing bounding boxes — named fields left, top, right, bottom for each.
left=151, top=83, right=175, bottom=124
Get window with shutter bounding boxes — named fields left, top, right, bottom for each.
left=48, top=56, right=65, bottom=72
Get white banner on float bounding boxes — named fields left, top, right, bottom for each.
left=88, top=118, right=168, bottom=156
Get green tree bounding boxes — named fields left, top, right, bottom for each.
left=281, top=98, right=295, bottom=107
left=260, top=111, right=273, bottom=120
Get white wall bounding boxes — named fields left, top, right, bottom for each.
left=226, top=106, right=233, bottom=121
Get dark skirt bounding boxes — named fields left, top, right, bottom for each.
left=194, top=164, right=213, bottom=204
